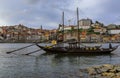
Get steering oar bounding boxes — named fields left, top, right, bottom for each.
left=6, top=44, right=36, bottom=54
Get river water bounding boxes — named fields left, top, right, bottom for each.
left=0, top=43, right=120, bottom=78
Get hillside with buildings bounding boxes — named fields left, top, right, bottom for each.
left=58, top=18, right=120, bottom=43
left=0, top=18, right=120, bottom=43
left=0, top=24, right=57, bottom=42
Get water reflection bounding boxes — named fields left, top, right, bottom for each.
left=30, top=53, right=115, bottom=78
left=40, top=53, right=113, bottom=68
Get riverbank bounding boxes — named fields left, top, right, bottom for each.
left=0, top=40, right=42, bottom=43
left=80, top=64, right=120, bottom=78
left=0, top=40, right=120, bottom=43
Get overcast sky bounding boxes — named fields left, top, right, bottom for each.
left=0, top=0, right=120, bottom=29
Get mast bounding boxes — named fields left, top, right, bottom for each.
left=77, top=7, right=80, bottom=45
left=40, top=25, right=42, bottom=42
left=62, top=11, right=64, bottom=41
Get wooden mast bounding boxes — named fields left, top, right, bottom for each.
left=40, top=25, right=42, bottom=42
left=77, top=7, right=80, bottom=47
left=62, top=11, right=64, bottom=41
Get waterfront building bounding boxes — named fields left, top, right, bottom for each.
left=78, top=18, right=92, bottom=29
left=102, top=36, right=110, bottom=42
left=108, top=29, right=120, bottom=35
left=93, top=27, right=107, bottom=34
left=80, top=35, right=87, bottom=42
left=90, top=34, right=100, bottom=42
left=107, top=24, right=117, bottom=29
left=113, top=34, right=120, bottom=42
left=58, top=24, right=75, bottom=31
left=58, top=24, right=77, bottom=41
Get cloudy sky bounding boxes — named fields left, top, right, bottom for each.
left=0, top=0, right=120, bottom=29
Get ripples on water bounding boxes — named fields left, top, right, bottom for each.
left=0, top=43, right=120, bottom=78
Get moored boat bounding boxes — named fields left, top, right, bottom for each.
left=36, top=43, right=119, bottom=54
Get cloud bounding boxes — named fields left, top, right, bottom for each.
left=24, top=0, right=41, bottom=4
left=0, top=0, right=120, bottom=29
left=0, top=20, right=8, bottom=26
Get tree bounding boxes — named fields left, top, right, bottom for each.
left=87, top=27, right=94, bottom=32
left=79, top=28, right=83, bottom=33
left=87, top=27, right=94, bottom=35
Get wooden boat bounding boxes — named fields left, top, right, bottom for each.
left=36, top=43, right=119, bottom=54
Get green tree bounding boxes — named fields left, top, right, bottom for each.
left=79, top=28, right=83, bottom=33
left=87, top=27, right=94, bottom=35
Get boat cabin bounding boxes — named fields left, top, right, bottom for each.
left=68, top=42, right=78, bottom=48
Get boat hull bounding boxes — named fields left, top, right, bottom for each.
left=36, top=44, right=116, bottom=55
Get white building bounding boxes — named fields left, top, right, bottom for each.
left=108, top=29, right=120, bottom=34
left=93, top=27, right=107, bottom=33
left=78, top=18, right=92, bottom=29
left=74, top=25, right=90, bottom=30
left=79, top=26, right=90, bottom=29
left=58, top=25, right=74, bottom=31
left=0, top=28, right=3, bottom=33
